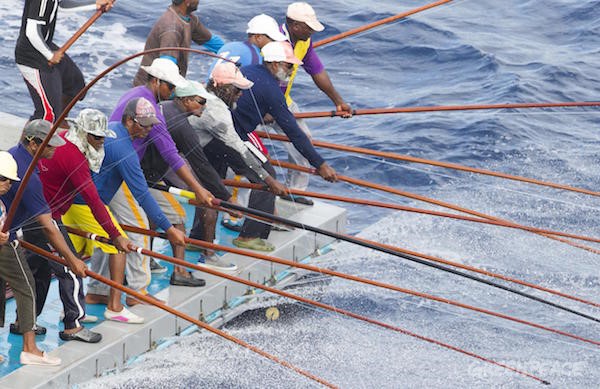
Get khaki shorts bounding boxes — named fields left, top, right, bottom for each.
left=149, top=187, right=187, bottom=225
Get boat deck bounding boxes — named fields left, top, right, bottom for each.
left=0, top=198, right=346, bottom=388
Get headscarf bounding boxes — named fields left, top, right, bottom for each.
left=64, top=109, right=111, bottom=173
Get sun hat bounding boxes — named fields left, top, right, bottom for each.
left=140, top=57, right=187, bottom=88
left=210, top=62, right=254, bottom=89
left=286, top=2, right=325, bottom=32
left=0, top=151, right=20, bottom=181
left=67, top=109, right=116, bottom=138
left=123, top=97, right=161, bottom=127
left=246, top=14, right=287, bottom=42
left=174, top=80, right=215, bottom=100
left=22, top=119, right=66, bottom=147
left=261, top=41, right=303, bottom=65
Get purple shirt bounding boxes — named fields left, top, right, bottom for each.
left=109, top=86, right=185, bottom=172
left=280, top=23, right=325, bottom=93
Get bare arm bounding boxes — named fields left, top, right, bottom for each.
left=311, top=70, right=352, bottom=117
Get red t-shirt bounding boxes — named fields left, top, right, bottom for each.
left=38, top=133, right=120, bottom=239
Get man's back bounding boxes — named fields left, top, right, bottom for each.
left=133, top=6, right=212, bottom=86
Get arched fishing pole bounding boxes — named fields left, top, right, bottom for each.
left=257, top=131, right=600, bottom=198
left=293, top=101, right=600, bottom=119
left=62, top=229, right=551, bottom=384
left=18, top=239, right=338, bottom=388
left=271, top=159, right=600, bottom=257
left=2, top=46, right=234, bottom=233
left=221, top=180, right=600, bottom=246
left=208, top=198, right=600, bottom=328
left=313, top=0, right=455, bottom=48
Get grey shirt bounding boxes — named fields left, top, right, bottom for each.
left=189, top=95, right=270, bottom=181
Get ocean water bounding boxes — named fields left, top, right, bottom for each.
left=1, top=0, right=599, bottom=387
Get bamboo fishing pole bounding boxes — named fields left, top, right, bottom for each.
left=221, top=180, right=600, bottom=246
left=140, top=183, right=600, bottom=330
left=208, top=200, right=600, bottom=333
left=271, top=160, right=600, bottom=256
left=257, top=132, right=600, bottom=198
left=63, top=229, right=552, bottom=384
left=293, top=101, right=600, bottom=119
left=18, top=239, right=337, bottom=388
left=152, top=180, right=600, bottom=307
left=313, top=0, right=454, bottom=48
left=54, top=6, right=108, bottom=63
left=150, top=182, right=600, bottom=309
left=124, top=212, right=600, bottom=313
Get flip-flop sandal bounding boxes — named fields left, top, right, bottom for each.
left=233, top=238, right=275, bottom=252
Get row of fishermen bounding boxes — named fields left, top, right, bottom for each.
left=0, top=0, right=351, bottom=365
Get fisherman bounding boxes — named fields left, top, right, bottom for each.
left=0, top=151, right=61, bottom=366
left=133, top=0, right=225, bottom=86
left=272, top=2, right=352, bottom=201
left=15, top=0, right=116, bottom=124
left=231, top=41, right=337, bottom=251
left=76, top=97, right=192, bottom=319
left=141, top=80, right=238, bottom=275
left=36, top=109, right=130, bottom=337
left=104, top=57, right=213, bottom=287
left=187, top=63, right=288, bottom=253
left=209, top=14, right=288, bottom=231
left=1, top=120, right=88, bottom=340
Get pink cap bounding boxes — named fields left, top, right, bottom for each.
left=287, top=2, right=324, bottom=32
left=261, top=41, right=303, bottom=65
left=210, top=62, right=254, bottom=89
left=125, top=97, right=160, bottom=127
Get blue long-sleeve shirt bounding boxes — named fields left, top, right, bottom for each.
left=75, top=122, right=172, bottom=232
left=231, top=64, right=325, bottom=169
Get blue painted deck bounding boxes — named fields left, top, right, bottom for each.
left=0, top=202, right=236, bottom=376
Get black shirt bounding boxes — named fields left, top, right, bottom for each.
left=142, top=101, right=231, bottom=201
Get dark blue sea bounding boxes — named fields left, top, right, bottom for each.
left=1, top=0, right=599, bottom=387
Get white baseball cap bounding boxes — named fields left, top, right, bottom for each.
left=0, top=151, right=20, bottom=181
left=287, top=2, right=324, bottom=32
left=140, top=57, right=187, bottom=88
left=246, top=14, right=287, bottom=42
left=261, top=41, right=303, bottom=65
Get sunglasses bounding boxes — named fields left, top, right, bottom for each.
left=87, top=133, right=105, bottom=141
left=133, top=118, right=153, bottom=129
left=25, top=136, right=44, bottom=145
left=0, top=176, right=14, bottom=183
left=160, top=80, right=176, bottom=91
left=190, top=97, right=207, bottom=105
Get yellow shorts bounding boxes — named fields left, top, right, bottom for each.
left=62, top=204, right=127, bottom=257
